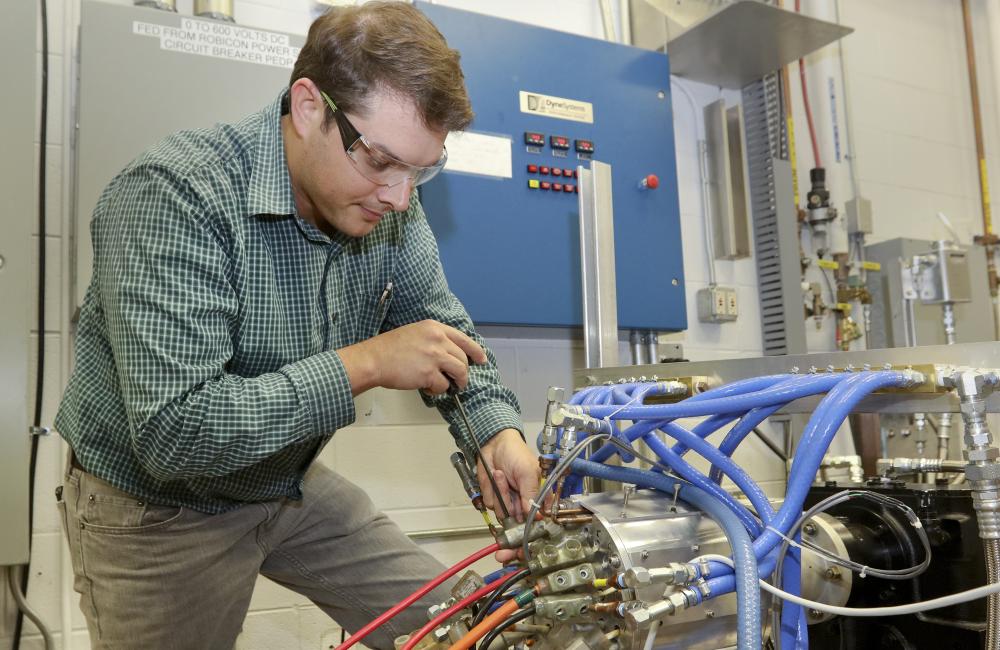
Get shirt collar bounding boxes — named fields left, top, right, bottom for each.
left=247, top=91, right=298, bottom=218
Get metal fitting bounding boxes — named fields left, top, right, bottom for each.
left=622, top=563, right=696, bottom=588
left=625, top=588, right=699, bottom=628
left=539, top=562, right=598, bottom=594
left=898, top=369, right=927, bottom=389
left=540, top=387, right=566, bottom=456
left=534, top=594, right=594, bottom=622
left=496, top=518, right=562, bottom=549
left=550, top=407, right=614, bottom=436
left=877, top=457, right=966, bottom=476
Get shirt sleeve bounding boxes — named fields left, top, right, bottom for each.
left=385, top=196, right=523, bottom=450
left=94, top=166, right=354, bottom=482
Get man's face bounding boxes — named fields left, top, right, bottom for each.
left=290, top=82, right=447, bottom=238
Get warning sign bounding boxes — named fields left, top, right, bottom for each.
left=133, top=18, right=300, bottom=69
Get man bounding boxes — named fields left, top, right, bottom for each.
left=54, top=3, right=540, bottom=648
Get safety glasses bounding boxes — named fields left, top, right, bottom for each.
left=320, top=90, right=448, bottom=189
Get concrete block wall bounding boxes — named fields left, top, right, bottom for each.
left=4, top=0, right=999, bottom=648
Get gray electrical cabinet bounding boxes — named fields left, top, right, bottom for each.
left=866, top=238, right=994, bottom=348
left=0, top=0, right=36, bottom=565
left=75, top=0, right=304, bottom=307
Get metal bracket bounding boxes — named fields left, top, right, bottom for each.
left=28, top=426, right=51, bottom=437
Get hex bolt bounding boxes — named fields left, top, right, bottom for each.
left=803, top=522, right=818, bottom=536
left=808, top=609, right=823, bottom=619
left=825, top=567, right=842, bottom=580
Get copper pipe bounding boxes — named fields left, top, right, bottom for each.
left=553, top=515, right=593, bottom=525
left=592, top=601, right=623, bottom=614
left=961, top=0, right=1000, bottom=336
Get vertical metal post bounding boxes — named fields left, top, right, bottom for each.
left=578, top=160, right=620, bottom=370
left=0, top=0, right=34, bottom=565
left=578, top=160, right=619, bottom=493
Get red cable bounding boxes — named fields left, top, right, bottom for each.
left=401, top=575, right=508, bottom=650
left=335, top=542, right=500, bottom=650
left=796, top=0, right=822, bottom=169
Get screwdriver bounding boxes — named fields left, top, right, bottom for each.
left=450, top=451, right=497, bottom=532
left=449, top=381, right=512, bottom=522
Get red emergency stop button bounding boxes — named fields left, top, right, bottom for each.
left=639, top=174, right=659, bottom=190
left=527, top=164, right=538, bottom=173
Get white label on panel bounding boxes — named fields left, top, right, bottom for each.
left=132, top=19, right=301, bottom=69
left=519, top=90, right=594, bottom=124
left=443, top=131, right=513, bottom=179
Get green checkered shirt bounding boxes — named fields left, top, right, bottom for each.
left=55, top=92, right=522, bottom=514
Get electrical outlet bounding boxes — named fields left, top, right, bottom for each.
left=697, top=286, right=738, bottom=323
left=725, top=288, right=738, bottom=317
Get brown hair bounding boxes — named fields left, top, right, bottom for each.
left=290, top=2, right=474, bottom=133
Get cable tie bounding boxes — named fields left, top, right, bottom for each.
left=528, top=498, right=543, bottom=510
left=859, top=565, right=868, bottom=579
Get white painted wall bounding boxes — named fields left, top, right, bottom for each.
left=4, top=0, right=1000, bottom=648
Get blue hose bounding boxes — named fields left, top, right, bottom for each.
left=687, top=374, right=796, bottom=401
left=584, top=419, right=760, bottom=534
left=709, top=404, right=783, bottom=484
left=570, top=460, right=761, bottom=650
left=659, top=421, right=775, bottom=525
left=752, top=372, right=908, bottom=560
left=581, top=373, right=846, bottom=420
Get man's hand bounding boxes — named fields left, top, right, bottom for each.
left=476, top=428, right=548, bottom=563
left=339, top=320, right=487, bottom=396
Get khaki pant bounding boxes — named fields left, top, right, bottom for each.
left=58, top=455, right=453, bottom=650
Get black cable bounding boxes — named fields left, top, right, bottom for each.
left=477, top=604, right=536, bottom=650
left=15, top=2, right=48, bottom=648
left=471, top=568, right=530, bottom=629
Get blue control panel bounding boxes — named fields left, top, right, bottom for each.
left=417, top=3, right=686, bottom=330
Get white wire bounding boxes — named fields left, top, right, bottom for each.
left=642, top=619, right=661, bottom=650
left=937, top=211, right=963, bottom=244
left=693, top=554, right=1000, bottom=618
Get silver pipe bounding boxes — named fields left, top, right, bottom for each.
left=938, top=412, right=953, bottom=461
left=630, top=329, right=645, bottom=365
left=194, top=0, right=234, bottom=22
left=7, top=566, right=55, bottom=650
left=904, top=297, right=918, bottom=347
left=645, top=331, right=659, bottom=365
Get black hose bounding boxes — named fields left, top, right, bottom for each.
left=477, top=604, right=536, bottom=650
left=15, top=2, right=48, bottom=648
left=471, top=568, right=530, bottom=629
